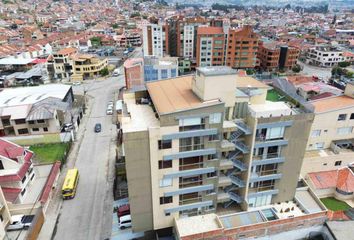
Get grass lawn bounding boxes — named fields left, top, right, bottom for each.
left=320, top=197, right=351, bottom=211
left=30, top=143, right=70, bottom=164
left=266, top=89, right=285, bottom=102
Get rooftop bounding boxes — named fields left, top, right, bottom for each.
left=236, top=76, right=270, bottom=89
left=249, top=101, right=295, bottom=118
left=197, top=26, right=224, bottom=35
left=309, top=95, right=354, bottom=113
left=146, top=76, right=221, bottom=115
left=174, top=213, right=223, bottom=238
left=144, top=56, right=178, bottom=66
left=197, top=66, right=238, bottom=76
left=0, top=84, right=71, bottom=107
left=57, top=47, right=77, bottom=55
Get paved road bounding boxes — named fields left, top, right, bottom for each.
left=297, top=60, right=332, bottom=81
left=54, top=76, right=125, bottom=240
left=53, top=47, right=142, bottom=240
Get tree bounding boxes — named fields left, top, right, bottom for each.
left=246, top=69, right=255, bottom=75
left=338, top=62, right=350, bottom=68
left=292, top=64, right=301, bottom=73
left=111, top=23, right=119, bottom=29
left=100, top=67, right=109, bottom=76
left=90, top=37, right=102, bottom=47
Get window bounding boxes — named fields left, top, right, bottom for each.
left=337, top=127, right=353, bottom=135
left=207, top=171, right=217, bottom=178
left=32, top=128, right=39, bottom=132
left=208, top=134, right=219, bottom=141
left=315, top=142, right=325, bottom=149
left=21, top=188, right=26, bottom=196
left=158, top=140, right=172, bottom=150
left=165, top=213, right=170, bottom=216
left=15, top=119, right=26, bottom=125
left=18, top=128, right=29, bottom=135
left=311, top=130, right=321, bottom=137
left=160, top=196, right=172, bottom=205
left=214, top=40, right=223, bottom=44
left=0, top=161, right=3, bottom=170
left=37, top=119, right=45, bottom=123
left=209, top=113, right=222, bottom=124
left=171, top=69, right=177, bottom=77
left=338, top=114, right=347, bottom=121
left=28, top=120, right=35, bottom=124
left=158, top=160, right=172, bottom=169
left=350, top=113, right=354, bottom=120
left=161, top=69, right=168, bottom=79
left=265, top=127, right=285, bottom=140
left=43, top=127, right=48, bottom=132
left=21, top=175, right=27, bottom=184
left=335, top=161, right=342, bottom=166
left=179, top=117, right=205, bottom=131
left=159, top=178, right=172, bottom=187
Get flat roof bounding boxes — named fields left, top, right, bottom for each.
left=236, top=76, right=270, bottom=89
left=175, top=213, right=223, bottom=237
left=197, top=26, right=224, bottom=35
left=310, top=95, right=354, bottom=113
left=0, top=57, right=35, bottom=65
left=326, top=221, right=354, bottom=240
left=146, top=76, right=221, bottom=115
left=0, top=84, right=71, bottom=107
left=249, top=101, right=295, bottom=118
left=219, top=210, right=265, bottom=229
left=197, top=66, right=238, bottom=76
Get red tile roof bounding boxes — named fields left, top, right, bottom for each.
left=39, top=161, right=61, bottom=204
left=197, top=26, right=223, bottom=35
left=0, top=138, right=25, bottom=160
left=2, top=187, right=21, bottom=203
left=308, top=168, right=354, bottom=193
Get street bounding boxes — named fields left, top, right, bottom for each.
left=297, top=60, right=332, bottom=81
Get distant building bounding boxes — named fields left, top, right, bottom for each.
left=143, top=56, right=178, bottom=82
left=306, top=46, right=344, bottom=68
left=143, top=24, right=168, bottom=57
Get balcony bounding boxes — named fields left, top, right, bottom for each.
left=254, top=137, right=288, bottom=149
left=219, top=159, right=233, bottom=170
left=221, top=140, right=236, bottom=152
left=252, top=153, right=285, bottom=166
left=179, top=196, right=202, bottom=205
left=249, top=172, right=282, bottom=183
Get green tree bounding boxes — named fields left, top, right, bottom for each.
left=338, top=62, right=350, bottom=68
left=100, top=67, right=109, bottom=76
left=90, top=37, right=102, bottom=47
left=111, top=23, right=119, bottom=29
left=292, top=64, right=301, bottom=73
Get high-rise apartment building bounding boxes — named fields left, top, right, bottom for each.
left=143, top=23, right=169, bottom=57
left=196, top=27, right=226, bottom=67
left=120, top=66, right=314, bottom=233
left=226, top=25, right=259, bottom=69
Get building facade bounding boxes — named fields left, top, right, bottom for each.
left=143, top=56, right=178, bottom=82
left=306, top=46, right=344, bottom=68
left=121, top=66, right=313, bottom=233
left=143, top=24, right=168, bottom=57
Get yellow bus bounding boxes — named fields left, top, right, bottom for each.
left=62, top=168, right=79, bottom=200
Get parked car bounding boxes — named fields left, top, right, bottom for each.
left=94, top=123, right=101, bottom=133
left=106, top=108, right=113, bottom=115
left=107, top=101, right=114, bottom=108
left=7, top=215, right=35, bottom=231
left=117, top=204, right=130, bottom=218
left=118, top=215, right=131, bottom=229
left=63, top=123, right=74, bottom=132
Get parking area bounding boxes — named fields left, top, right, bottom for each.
left=6, top=229, right=28, bottom=240
left=111, top=199, right=144, bottom=240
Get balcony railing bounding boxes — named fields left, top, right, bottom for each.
left=229, top=175, right=246, bottom=188
left=253, top=153, right=280, bottom=160
left=234, top=141, right=250, bottom=154
left=255, top=136, right=284, bottom=142
left=179, top=196, right=202, bottom=205
left=235, top=120, right=252, bottom=135
left=231, top=159, right=247, bottom=171
left=229, top=192, right=243, bottom=203
left=179, top=162, right=203, bottom=171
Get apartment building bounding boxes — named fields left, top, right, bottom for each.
left=226, top=26, right=259, bottom=69
left=307, top=46, right=344, bottom=68
left=52, top=47, right=78, bottom=79
left=167, top=16, right=208, bottom=59
left=121, top=66, right=314, bottom=234
left=301, top=82, right=354, bottom=176
left=258, top=41, right=300, bottom=71
left=0, top=84, right=76, bottom=136
left=144, top=56, right=178, bottom=82
left=196, top=26, right=226, bottom=67
left=70, top=54, right=108, bottom=81
left=143, top=23, right=168, bottom=57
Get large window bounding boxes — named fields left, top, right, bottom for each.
left=158, top=140, right=172, bottom=150
left=337, top=127, right=353, bottom=135
left=159, top=178, right=172, bottom=187
left=160, top=196, right=172, bottom=205
left=209, top=113, right=222, bottom=124
left=266, top=127, right=285, bottom=140
left=171, top=69, right=177, bottom=77
left=158, top=160, right=172, bottom=169
left=311, top=130, right=321, bottom=137
left=15, top=119, right=26, bottom=125
left=179, top=117, right=205, bottom=131
left=248, top=194, right=272, bottom=207
left=338, top=114, right=347, bottom=121
left=179, top=137, right=204, bottom=152
left=18, top=128, right=29, bottom=135
left=161, top=69, right=168, bottom=79
left=315, top=142, right=325, bottom=149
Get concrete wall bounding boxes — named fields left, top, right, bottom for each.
left=124, top=130, right=153, bottom=232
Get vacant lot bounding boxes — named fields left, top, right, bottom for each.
left=30, top=143, right=71, bottom=164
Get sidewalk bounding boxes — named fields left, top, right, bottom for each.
left=37, top=96, right=93, bottom=240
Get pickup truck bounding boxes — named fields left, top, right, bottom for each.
left=7, top=214, right=35, bottom=231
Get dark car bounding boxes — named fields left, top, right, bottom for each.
left=94, top=123, right=101, bottom=132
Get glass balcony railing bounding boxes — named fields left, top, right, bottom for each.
left=253, top=153, right=281, bottom=160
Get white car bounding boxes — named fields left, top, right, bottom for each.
left=106, top=108, right=113, bottom=115
left=7, top=215, right=34, bottom=231
left=118, top=215, right=131, bottom=229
